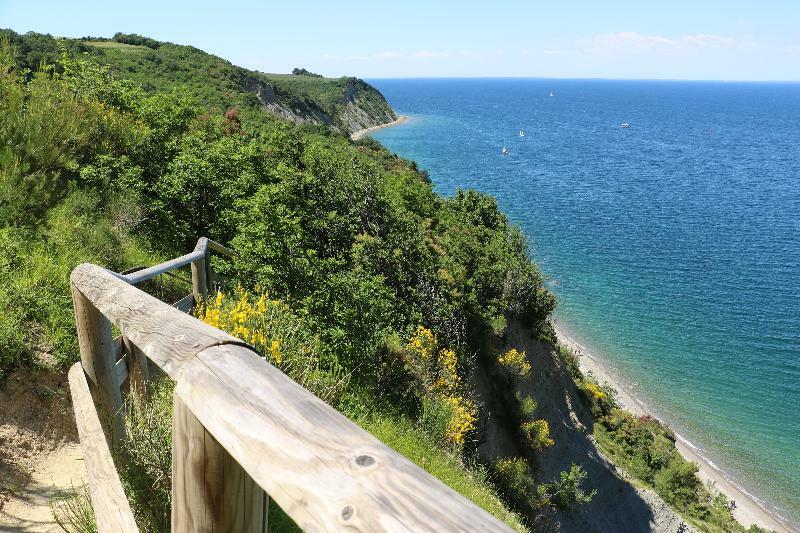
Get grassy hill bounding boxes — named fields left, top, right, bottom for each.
left=1, top=30, right=396, bottom=134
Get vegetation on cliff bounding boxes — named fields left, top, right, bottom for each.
left=557, top=345, right=768, bottom=533
left=0, top=33, right=593, bottom=531
left=0, top=29, right=396, bottom=135
left=0, top=28, right=765, bottom=533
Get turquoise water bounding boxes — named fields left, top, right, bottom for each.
left=368, top=79, right=800, bottom=525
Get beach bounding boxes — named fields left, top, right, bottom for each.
left=350, top=115, right=408, bottom=140
left=555, top=325, right=793, bottom=533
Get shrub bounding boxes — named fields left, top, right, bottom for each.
left=521, top=419, right=554, bottom=451
left=548, top=464, right=596, bottom=513
left=653, top=456, right=701, bottom=510
left=198, top=288, right=348, bottom=404
left=118, top=379, right=173, bottom=532
left=405, top=326, right=478, bottom=447
left=498, top=348, right=531, bottom=379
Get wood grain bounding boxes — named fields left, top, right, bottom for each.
left=176, top=344, right=511, bottom=532
left=71, top=263, right=244, bottom=380
left=71, top=284, right=125, bottom=444
left=68, top=363, right=138, bottom=533
left=172, top=393, right=267, bottom=532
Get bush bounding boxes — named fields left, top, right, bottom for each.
left=548, top=464, right=596, bottom=513
left=498, top=348, right=531, bottom=379
left=198, top=288, right=348, bottom=405
left=521, top=419, right=554, bottom=451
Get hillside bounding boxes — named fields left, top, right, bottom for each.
left=0, top=31, right=763, bottom=533
left=0, top=30, right=396, bottom=134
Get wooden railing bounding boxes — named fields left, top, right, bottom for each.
left=67, top=238, right=511, bottom=532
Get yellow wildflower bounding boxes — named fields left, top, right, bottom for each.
left=498, top=348, right=531, bottom=377
left=269, top=339, right=282, bottom=364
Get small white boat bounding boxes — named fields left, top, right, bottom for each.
left=549, top=90, right=554, bottom=97
left=519, top=130, right=525, bottom=137
left=620, top=122, right=630, bottom=128
left=502, top=146, right=509, bottom=155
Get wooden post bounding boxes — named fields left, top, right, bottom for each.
left=191, top=254, right=208, bottom=307
left=172, top=392, right=267, bottom=533
left=204, top=249, right=214, bottom=295
left=122, top=336, right=149, bottom=411
left=71, top=284, right=125, bottom=445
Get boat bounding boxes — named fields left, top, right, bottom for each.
left=519, top=130, right=525, bottom=137
left=502, top=146, right=509, bottom=155
left=620, top=122, right=630, bottom=128
left=549, top=90, right=554, bottom=97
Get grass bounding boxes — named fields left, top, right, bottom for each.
left=51, top=486, right=97, bottom=533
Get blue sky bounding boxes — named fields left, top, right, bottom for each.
left=2, top=0, right=799, bottom=80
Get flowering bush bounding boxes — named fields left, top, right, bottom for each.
left=406, top=326, right=477, bottom=446
left=521, top=419, right=554, bottom=451
left=583, top=382, right=606, bottom=402
left=198, top=288, right=347, bottom=403
left=498, top=348, right=531, bottom=378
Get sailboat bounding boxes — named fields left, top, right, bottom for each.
left=519, top=129, right=525, bottom=137
left=549, top=89, right=554, bottom=97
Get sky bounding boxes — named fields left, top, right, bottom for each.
left=1, top=0, right=799, bottom=81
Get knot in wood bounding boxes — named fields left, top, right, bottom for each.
left=354, top=454, right=375, bottom=468
left=341, top=505, right=354, bottom=521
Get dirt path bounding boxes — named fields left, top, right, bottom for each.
left=0, top=368, right=87, bottom=532
left=0, top=443, right=86, bottom=531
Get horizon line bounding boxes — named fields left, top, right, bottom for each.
left=360, top=75, right=800, bottom=83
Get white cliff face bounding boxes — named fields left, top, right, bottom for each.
left=244, top=76, right=396, bottom=135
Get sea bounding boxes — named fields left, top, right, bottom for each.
left=367, top=78, right=800, bottom=526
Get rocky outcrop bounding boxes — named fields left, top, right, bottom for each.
left=242, top=75, right=396, bottom=135
left=242, top=76, right=336, bottom=128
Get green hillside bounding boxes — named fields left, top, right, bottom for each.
left=0, top=30, right=755, bottom=533
left=1, top=30, right=396, bottom=134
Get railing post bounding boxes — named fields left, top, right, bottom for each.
left=191, top=252, right=208, bottom=306
left=71, top=284, right=125, bottom=445
left=123, top=336, right=150, bottom=411
left=172, top=392, right=268, bottom=532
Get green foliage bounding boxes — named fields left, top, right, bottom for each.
left=0, top=32, right=560, bottom=528
left=52, top=486, right=97, bottom=533
left=291, top=67, right=322, bottom=77
left=556, top=340, right=769, bottom=532
left=118, top=379, right=173, bottom=532
left=489, top=457, right=565, bottom=531
left=548, top=464, right=597, bottom=513
left=112, top=32, right=161, bottom=49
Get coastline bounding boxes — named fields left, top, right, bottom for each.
left=554, top=324, right=793, bottom=533
left=350, top=115, right=408, bottom=140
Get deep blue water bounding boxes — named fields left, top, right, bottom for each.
left=368, top=78, right=800, bottom=524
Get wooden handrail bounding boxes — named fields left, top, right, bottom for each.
left=120, top=237, right=234, bottom=285
left=68, top=239, right=511, bottom=532
left=177, top=344, right=510, bottom=531
left=71, top=263, right=242, bottom=380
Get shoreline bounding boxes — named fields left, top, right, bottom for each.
left=554, top=324, right=793, bottom=533
left=350, top=115, right=408, bottom=140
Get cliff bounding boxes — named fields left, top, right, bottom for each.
left=0, top=30, right=397, bottom=135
